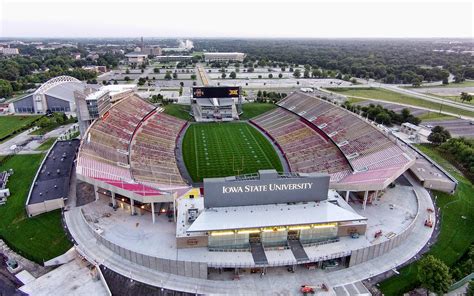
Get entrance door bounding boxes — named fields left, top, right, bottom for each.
left=249, top=232, right=261, bottom=243
left=288, top=230, right=300, bottom=240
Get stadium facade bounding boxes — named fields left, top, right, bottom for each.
left=176, top=170, right=367, bottom=250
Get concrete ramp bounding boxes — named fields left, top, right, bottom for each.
left=250, top=243, right=268, bottom=265
left=288, top=240, right=309, bottom=262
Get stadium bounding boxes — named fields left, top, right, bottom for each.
left=64, top=88, right=446, bottom=294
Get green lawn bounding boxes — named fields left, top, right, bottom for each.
left=405, top=80, right=474, bottom=89
left=326, top=87, right=474, bottom=118
left=418, top=112, right=456, bottom=121
left=0, top=154, right=72, bottom=263
left=35, top=137, right=57, bottom=151
left=379, top=145, right=474, bottom=295
left=428, top=94, right=473, bottom=105
left=347, top=96, right=367, bottom=104
left=163, top=104, right=193, bottom=121
left=240, top=103, right=278, bottom=120
left=0, top=115, right=41, bottom=140
left=182, top=122, right=283, bottom=182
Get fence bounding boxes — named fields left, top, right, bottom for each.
left=79, top=208, right=208, bottom=279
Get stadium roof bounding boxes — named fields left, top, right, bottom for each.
left=29, top=140, right=80, bottom=205
left=186, top=200, right=366, bottom=232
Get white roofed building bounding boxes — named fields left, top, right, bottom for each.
left=204, top=52, right=246, bottom=62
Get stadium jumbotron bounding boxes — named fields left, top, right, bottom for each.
left=65, top=87, right=445, bottom=294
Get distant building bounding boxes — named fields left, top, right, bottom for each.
left=0, top=47, right=20, bottom=56
left=82, top=65, right=107, bottom=73
left=204, top=52, right=245, bottom=62
left=155, top=55, right=192, bottom=62
left=87, top=53, right=100, bottom=61
left=125, top=52, right=148, bottom=65
left=71, top=53, right=81, bottom=60
left=142, top=46, right=162, bottom=56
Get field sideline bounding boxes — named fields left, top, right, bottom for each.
left=182, top=122, right=283, bottom=182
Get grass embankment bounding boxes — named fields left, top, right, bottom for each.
left=379, top=145, right=474, bottom=295
left=0, top=154, right=72, bottom=263
left=35, top=137, right=57, bottom=151
left=0, top=115, right=41, bottom=141
left=182, top=122, right=282, bottom=182
left=418, top=112, right=456, bottom=121
left=163, top=104, right=193, bottom=121
left=240, top=103, right=278, bottom=120
left=326, top=87, right=474, bottom=118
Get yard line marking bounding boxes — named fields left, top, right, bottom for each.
left=245, top=124, right=273, bottom=167
left=193, top=126, right=199, bottom=178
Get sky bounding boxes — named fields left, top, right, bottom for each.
left=0, top=0, right=473, bottom=38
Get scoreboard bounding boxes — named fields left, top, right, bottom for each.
left=192, top=86, right=240, bottom=99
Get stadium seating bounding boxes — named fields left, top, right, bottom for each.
left=251, top=108, right=351, bottom=182
left=255, top=91, right=414, bottom=187
left=130, top=112, right=187, bottom=185
left=77, top=94, right=188, bottom=195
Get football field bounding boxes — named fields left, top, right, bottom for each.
left=182, top=122, right=283, bottom=182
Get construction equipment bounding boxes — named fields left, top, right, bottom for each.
left=300, top=284, right=328, bottom=294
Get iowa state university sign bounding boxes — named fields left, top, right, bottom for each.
left=204, top=174, right=329, bottom=208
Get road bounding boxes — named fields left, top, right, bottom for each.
left=328, top=80, right=474, bottom=120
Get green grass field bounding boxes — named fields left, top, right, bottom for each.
left=240, top=103, right=278, bottom=120
left=0, top=115, right=41, bottom=140
left=0, top=154, right=72, bottom=263
left=326, top=87, right=474, bottom=118
left=182, top=122, right=283, bottom=182
left=379, top=145, right=474, bottom=295
left=163, top=104, right=193, bottom=121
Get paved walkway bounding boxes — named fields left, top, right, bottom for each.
left=65, top=173, right=435, bottom=295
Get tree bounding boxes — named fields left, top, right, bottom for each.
left=428, top=126, right=451, bottom=145
left=221, top=72, right=226, bottom=79
left=124, top=76, right=130, bottom=81
left=138, top=77, right=146, bottom=86
left=442, top=77, right=449, bottom=85
left=173, top=72, right=178, bottom=79
left=293, top=69, right=301, bottom=78
left=153, top=67, right=160, bottom=73
left=268, top=73, right=273, bottom=79
left=303, top=70, right=310, bottom=78
left=375, top=112, right=391, bottom=125
left=164, top=72, right=172, bottom=80
left=229, top=71, right=236, bottom=79
left=190, top=74, right=196, bottom=80
left=0, top=79, right=13, bottom=98
left=418, top=255, right=452, bottom=295
left=460, top=92, right=472, bottom=103
left=412, top=76, right=422, bottom=87
left=278, top=73, right=283, bottom=79
left=125, top=68, right=130, bottom=74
